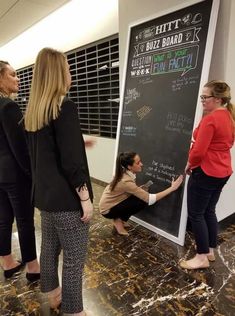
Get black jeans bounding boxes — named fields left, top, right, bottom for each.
left=187, top=167, right=230, bottom=254
left=0, top=181, right=37, bottom=262
left=103, top=195, right=147, bottom=222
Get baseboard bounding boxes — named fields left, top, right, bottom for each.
left=218, top=212, right=235, bottom=232
left=91, top=177, right=108, bottom=187
left=186, top=212, right=235, bottom=233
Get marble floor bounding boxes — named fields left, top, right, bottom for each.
left=0, top=182, right=234, bottom=316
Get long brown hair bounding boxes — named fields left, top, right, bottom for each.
left=110, top=152, right=137, bottom=191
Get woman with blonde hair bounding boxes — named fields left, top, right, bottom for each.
left=0, top=60, right=40, bottom=280
left=25, top=48, right=93, bottom=316
left=180, top=80, right=235, bottom=270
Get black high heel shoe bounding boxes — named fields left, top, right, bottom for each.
left=26, top=272, right=40, bottom=282
left=4, top=261, right=25, bottom=278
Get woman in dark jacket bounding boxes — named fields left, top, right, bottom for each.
left=0, top=60, right=40, bottom=280
left=24, top=48, right=93, bottom=316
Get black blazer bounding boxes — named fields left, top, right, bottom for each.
left=0, top=97, right=31, bottom=182
left=27, top=98, right=93, bottom=212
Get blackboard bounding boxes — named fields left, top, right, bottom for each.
left=116, top=0, right=220, bottom=245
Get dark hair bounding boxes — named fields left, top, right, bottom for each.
left=110, top=151, right=137, bottom=191
left=0, top=60, right=9, bottom=76
left=204, top=80, right=235, bottom=122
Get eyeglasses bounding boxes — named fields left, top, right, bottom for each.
left=200, top=95, right=214, bottom=101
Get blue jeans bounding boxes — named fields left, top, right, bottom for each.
left=187, top=167, right=230, bottom=254
left=0, top=181, right=37, bottom=262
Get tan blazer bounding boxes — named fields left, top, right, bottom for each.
left=99, top=172, right=149, bottom=214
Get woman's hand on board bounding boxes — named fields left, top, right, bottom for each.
left=170, top=175, right=184, bottom=191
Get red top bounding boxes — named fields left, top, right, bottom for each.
left=189, top=109, right=234, bottom=177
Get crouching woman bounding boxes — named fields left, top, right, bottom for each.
left=99, top=152, right=183, bottom=235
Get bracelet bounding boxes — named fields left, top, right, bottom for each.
left=80, top=197, right=90, bottom=202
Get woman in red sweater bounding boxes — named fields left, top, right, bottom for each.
left=180, top=80, right=235, bottom=270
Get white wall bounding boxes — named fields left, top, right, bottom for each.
left=84, top=135, right=116, bottom=183
left=119, top=0, right=235, bottom=221
left=0, top=0, right=118, bottom=183
left=210, top=0, right=235, bottom=220
left=0, top=0, right=119, bottom=69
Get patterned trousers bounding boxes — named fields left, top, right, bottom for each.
left=40, top=210, right=89, bottom=314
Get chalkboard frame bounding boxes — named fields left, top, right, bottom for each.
left=115, top=0, right=220, bottom=245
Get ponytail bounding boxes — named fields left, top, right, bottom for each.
left=226, top=101, right=235, bottom=122
left=110, top=152, right=136, bottom=191
left=226, top=102, right=235, bottom=137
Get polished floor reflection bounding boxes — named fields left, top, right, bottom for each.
left=0, top=182, right=234, bottom=315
